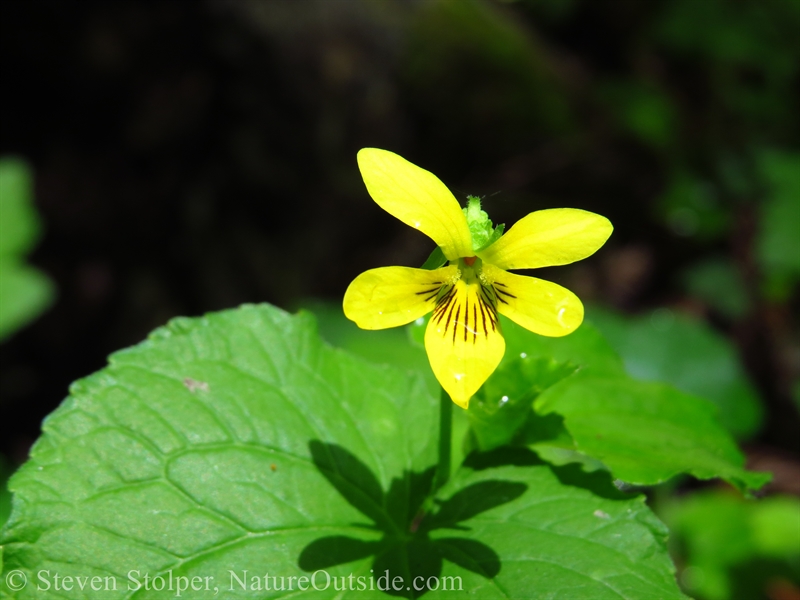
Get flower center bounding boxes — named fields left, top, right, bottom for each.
left=429, top=258, right=501, bottom=345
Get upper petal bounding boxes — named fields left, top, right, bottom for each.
left=424, top=278, right=506, bottom=409
left=477, top=208, right=612, bottom=270
left=481, top=263, right=583, bottom=337
left=357, top=148, right=473, bottom=260
left=343, top=265, right=458, bottom=330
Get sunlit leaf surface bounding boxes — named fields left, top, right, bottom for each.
left=1, top=304, right=686, bottom=599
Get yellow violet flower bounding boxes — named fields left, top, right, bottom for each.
left=344, top=148, right=613, bottom=409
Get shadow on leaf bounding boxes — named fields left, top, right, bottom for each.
left=299, top=441, right=527, bottom=598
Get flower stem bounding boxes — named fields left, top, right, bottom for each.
left=435, top=386, right=452, bottom=491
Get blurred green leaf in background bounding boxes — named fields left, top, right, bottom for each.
left=0, top=158, right=54, bottom=341
left=682, top=258, right=750, bottom=320
left=756, top=150, right=800, bottom=300
left=665, top=490, right=800, bottom=600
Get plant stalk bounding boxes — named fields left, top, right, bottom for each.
left=435, top=386, right=452, bottom=491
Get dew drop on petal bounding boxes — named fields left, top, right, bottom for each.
left=414, top=221, right=421, bottom=228
left=557, top=307, right=567, bottom=327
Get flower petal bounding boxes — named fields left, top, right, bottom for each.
left=481, top=263, right=583, bottom=337
left=357, top=148, right=473, bottom=260
left=344, top=265, right=458, bottom=330
left=477, top=208, right=612, bottom=270
left=424, top=279, right=506, bottom=408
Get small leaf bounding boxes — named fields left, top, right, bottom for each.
left=0, top=158, right=54, bottom=340
left=0, top=260, right=55, bottom=341
left=535, top=371, right=770, bottom=491
left=0, top=159, right=39, bottom=257
left=468, top=355, right=577, bottom=451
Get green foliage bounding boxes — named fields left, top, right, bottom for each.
left=0, top=160, right=38, bottom=258
left=535, top=371, right=767, bottom=490
left=664, top=491, right=800, bottom=600
left=471, top=315, right=767, bottom=490
left=756, top=150, right=800, bottom=299
left=656, top=0, right=800, bottom=134
left=682, top=258, right=750, bottom=319
left=587, top=307, right=764, bottom=439
left=416, top=310, right=766, bottom=491
left=657, top=169, right=730, bottom=239
left=300, top=301, right=430, bottom=375
left=0, top=158, right=54, bottom=341
left=601, top=82, right=678, bottom=149
left=0, top=458, right=10, bottom=529
left=0, top=305, right=687, bottom=599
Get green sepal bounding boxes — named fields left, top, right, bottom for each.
left=463, top=195, right=505, bottom=252
left=421, top=246, right=447, bottom=270
left=477, top=222, right=504, bottom=252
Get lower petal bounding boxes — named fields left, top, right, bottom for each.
left=481, top=263, right=583, bottom=337
left=343, top=265, right=458, bottom=330
left=424, top=279, right=506, bottom=409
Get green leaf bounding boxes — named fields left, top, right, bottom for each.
left=0, top=159, right=39, bottom=257
left=681, top=257, right=750, bottom=319
left=425, top=458, right=687, bottom=599
left=520, top=412, right=607, bottom=473
left=756, top=150, right=800, bottom=298
left=463, top=317, right=624, bottom=459
left=656, top=169, right=729, bottom=239
left=0, top=261, right=55, bottom=341
left=299, top=301, right=430, bottom=373
left=468, top=354, right=578, bottom=451
left=1, top=304, right=686, bottom=599
left=600, top=81, right=678, bottom=149
left=664, top=491, right=800, bottom=600
left=587, top=306, right=764, bottom=439
left=535, top=371, right=770, bottom=491
left=0, top=158, right=54, bottom=341
left=0, top=457, right=11, bottom=529
left=501, top=316, right=626, bottom=377
left=439, top=314, right=764, bottom=490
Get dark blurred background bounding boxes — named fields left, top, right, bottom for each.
left=1, top=0, right=798, bottom=496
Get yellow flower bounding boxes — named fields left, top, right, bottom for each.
left=344, top=148, right=612, bottom=409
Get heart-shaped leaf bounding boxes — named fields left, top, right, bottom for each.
left=1, top=304, right=686, bottom=598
